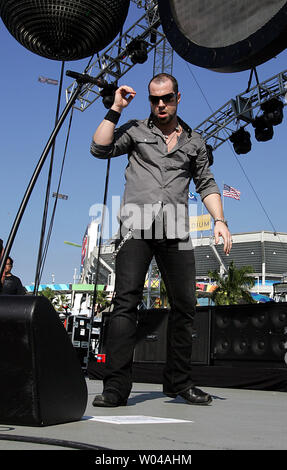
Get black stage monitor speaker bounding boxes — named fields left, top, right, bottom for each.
left=0, top=0, right=131, bottom=61
left=158, top=0, right=287, bottom=72
left=0, top=296, right=88, bottom=426
left=212, top=302, right=287, bottom=364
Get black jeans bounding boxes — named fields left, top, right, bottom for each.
left=103, top=235, right=197, bottom=400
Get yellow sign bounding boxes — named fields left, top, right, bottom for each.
left=189, top=214, right=211, bottom=232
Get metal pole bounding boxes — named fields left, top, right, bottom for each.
left=0, top=83, right=84, bottom=282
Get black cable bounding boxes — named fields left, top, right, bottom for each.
left=33, top=55, right=96, bottom=290
left=38, top=107, right=75, bottom=284
left=0, top=79, right=84, bottom=281
left=85, top=35, right=124, bottom=364
left=92, top=157, right=112, bottom=308
left=0, top=433, right=111, bottom=450
left=185, top=62, right=280, bottom=237
left=226, top=139, right=279, bottom=235
left=34, top=61, right=65, bottom=294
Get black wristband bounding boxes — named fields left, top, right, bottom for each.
left=104, top=109, right=121, bottom=125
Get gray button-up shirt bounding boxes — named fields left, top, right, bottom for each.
left=90, top=117, right=220, bottom=239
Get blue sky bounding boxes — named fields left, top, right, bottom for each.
left=1, top=3, right=287, bottom=286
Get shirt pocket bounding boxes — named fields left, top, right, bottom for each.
left=134, top=138, right=158, bottom=161
left=170, top=145, right=197, bottom=170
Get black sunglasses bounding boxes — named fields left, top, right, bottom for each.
left=148, top=92, right=176, bottom=105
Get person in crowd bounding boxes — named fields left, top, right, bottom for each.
left=1, top=256, right=26, bottom=295
left=90, top=73, right=232, bottom=407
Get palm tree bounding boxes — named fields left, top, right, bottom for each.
left=39, top=287, right=57, bottom=305
left=54, top=293, right=70, bottom=311
left=39, top=287, right=70, bottom=311
left=91, top=290, right=111, bottom=311
left=208, top=260, right=255, bottom=305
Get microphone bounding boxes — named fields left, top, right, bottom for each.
left=66, top=70, right=108, bottom=88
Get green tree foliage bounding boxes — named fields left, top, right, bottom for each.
left=208, top=261, right=255, bottom=305
left=39, top=287, right=70, bottom=311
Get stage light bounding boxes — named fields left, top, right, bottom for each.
left=252, top=115, right=274, bottom=142
left=100, top=83, right=118, bottom=109
left=229, top=127, right=252, bottom=155
left=127, top=38, right=148, bottom=64
left=261, top=98, right=284, bottom=126
left=0, top=0, right=131, bottom=61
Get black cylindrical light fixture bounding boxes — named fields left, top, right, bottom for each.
left=252, top=116, right=274, bottom=142
left=229, top=127, right=252, bottom=155
left=261, top=98, right=284, bottom=126
left=0, top=0, right=131, bottom=61
left=127, top=38, right=148, bottom=65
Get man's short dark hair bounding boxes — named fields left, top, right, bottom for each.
left=148, top=73, right=179, bottom=94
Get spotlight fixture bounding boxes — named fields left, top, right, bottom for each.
left=261, top=98, right=284, bottom=126
left=126, top=38, right=148, bottom=64
left=100, top=83, right=118, bottom=109
left=252, top=115, right=274, bottom=142
left=229, top=127, right=252, bottom=155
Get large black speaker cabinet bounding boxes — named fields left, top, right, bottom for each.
left=0, top=296, right=88, bottom=426
left=133, top=308, right=168, bottom=363
left=212, top=302, right=287, bottom=365
left=133, top=307, right=211, bottom=365
left=158, top=0, right=287, bottom=72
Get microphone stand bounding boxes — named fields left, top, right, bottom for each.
left=0, top=76, right=86, bottom=285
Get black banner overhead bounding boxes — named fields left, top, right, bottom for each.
left=158, top=0, right=287, bottom=72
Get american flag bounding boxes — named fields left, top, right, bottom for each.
left=223, top=184, right=241, bottom=200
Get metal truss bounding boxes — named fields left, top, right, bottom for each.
left=65, top=0, right=168, bottom=111
left=152, top=36, right=174, bottom=76
left=194, top=69, right=287, bottom=150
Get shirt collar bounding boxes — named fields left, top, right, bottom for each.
left=147, top=114, right=192, bottom=138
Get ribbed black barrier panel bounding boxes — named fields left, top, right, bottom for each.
left=0, top=296, right=88, bottom=426
left=134, top=307, right=211, bottom=365
left=133, top=308, right=168, bottom=363
left=96, top=306, right=211, bottom=365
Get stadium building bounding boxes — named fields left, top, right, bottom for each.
left=82, top=220, right=287, bottom=305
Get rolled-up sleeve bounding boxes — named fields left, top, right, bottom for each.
left=90, top=140, right=114, bottom=159
left=90, top=120, right=135, bottom=159
left=193, top=138, right=220, bottom=200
